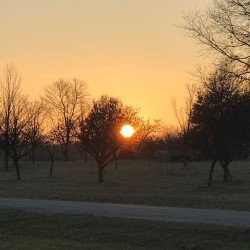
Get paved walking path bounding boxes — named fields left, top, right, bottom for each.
left=0, top=198, right=249, bottom=228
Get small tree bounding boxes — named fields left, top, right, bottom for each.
left=141, top=120, right=164, bottom=162
left=172, top=84, right=197, bottom=166
left=191, top=64, right=250, bottom=186
left=42, top=78, right=88, bottom=161
left=143, top=136, right=162, bottom=162
left=29, top=100, right=44, bottom=163
left=8, top=95, right=32, bottom=180
left=163, top=127, right=179, bottom=160
left=0, top=64, right=22, bottom=171
left=41, top=131, right=57, bottom=177
left=79, top=95, right=143, bottom=182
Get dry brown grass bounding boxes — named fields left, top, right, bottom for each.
left=0, top=159, right=249, bottom=210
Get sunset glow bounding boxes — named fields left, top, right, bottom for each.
left=120, top=125, right=135, bottom=138
left=0, top=1, right=211, bottom=126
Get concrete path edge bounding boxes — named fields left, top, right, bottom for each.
left=0, top=198, right=249, bottom=228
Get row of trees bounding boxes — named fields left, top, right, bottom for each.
left=1, top=1, right=249, bottom=186
left=0, top=64, right=157, bottom=182
left=0, top=62, right=249, bottom=186
left=0, top=64, right=88, bottom=180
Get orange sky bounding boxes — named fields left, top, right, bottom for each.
left=0, top=0, right=212, bottom=126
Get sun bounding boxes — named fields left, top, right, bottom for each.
left=120, top=125, right=135, bottom=138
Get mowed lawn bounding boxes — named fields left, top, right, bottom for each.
left=0, top=159, right=249, bottom=211
left=0, top=160, right=249, bottom=250
left=0, top=212, right=250, bottom=250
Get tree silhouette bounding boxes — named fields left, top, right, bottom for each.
left=172, top=84, right=197, bottom=166
left=29, top=100, right=44, bottom=163
left=79, top=95, right=143, bottom=182
left=42, top=78, right=88, bottom=161
left=41, top=131, right=57, bottom=177
left=191, top=64, right=250, bottom=186
left=0, top=64, right=21, bottom=171
left=7, top=95, right=32, bottom=180
left=182, top=0, right=250, bottom=78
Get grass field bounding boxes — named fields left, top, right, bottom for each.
left=0, top=159, right=249, bottom=211
left=0, top=212, right=250, bottom=250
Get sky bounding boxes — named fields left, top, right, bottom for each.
left=0, top=0, right=212, bottom=126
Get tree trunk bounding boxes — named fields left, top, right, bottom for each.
left=14, top=158, right=21, bottom=181
left=84, top=148, right=88, bottom=163
left=4, top=147, right=9, bottom=171
left=49, top=156, right=54, bottom=177
left=150, top=148, right=154, bottom=163
left=227, top=166, right=233, bottom=183
left=31, top=144, right=36, bottom=163
left=223, top=164, right=233, bottom=183
left=182, top=137, right=188, bottom=167
left=182, top=150, right=188, bottom=167
left=223, top=165, right=228, bottom=182
left=98, top=165, right=104, bottom=182
left=4, top=127, right=9, bottom=171
left=208, top=157, right=216, bottom=187
left=63, top=143, right=68, bottom=161
left=64, top=129, right=71, bottom=162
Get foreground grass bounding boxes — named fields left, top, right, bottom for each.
left=0, top=160, right=250, bottom=210
left=0, top=212, right=249, bottom=250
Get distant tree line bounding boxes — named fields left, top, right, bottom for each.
left=0, top=0, right=249, bottom=186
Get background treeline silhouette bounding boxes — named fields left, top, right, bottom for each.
left=0, top=61, right=249, bottom=184
left=1, top=0, right=250, bottom=185
left=0, top=64, right=159, bottom=181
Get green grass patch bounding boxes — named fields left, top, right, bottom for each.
left=0, top=160, right=249, bottom=210
left=0, top=212, right=249, bottom=250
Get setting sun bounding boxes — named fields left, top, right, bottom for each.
left=120, top=125, right=135, bottom=138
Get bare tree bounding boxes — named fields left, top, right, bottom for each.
left=142, top=123, right=163, bottom=162
left=42, top=78, right=88, bottom=161
left=0, top=64, right=22, bottom=171
left=182, top=0, right=250, bottom=78
left=41, top=131, right=57, bottom=177
left=29, top=100, right=44, bottom=163
left=172, top=84, right=197, bottom=166
left=8, top=95, right=32, bottom=180
left=163, top=126, right=179, bottom=159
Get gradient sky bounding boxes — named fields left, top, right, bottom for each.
left=0, top=0, right=212, bottom=125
